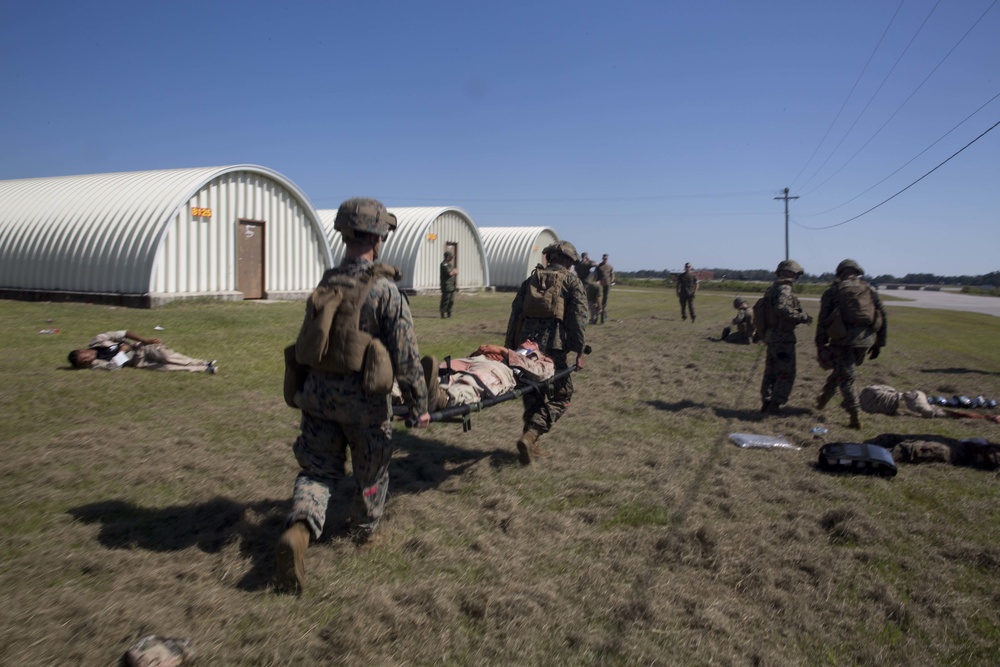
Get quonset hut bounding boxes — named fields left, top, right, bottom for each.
left=478, top=226, right=559, bottom=290
left=0, top=166, right=332, bottom=307
left=319, top=206, right=489, bottom=294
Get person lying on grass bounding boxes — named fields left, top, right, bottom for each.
left=67, top=330, right=218, bottom=374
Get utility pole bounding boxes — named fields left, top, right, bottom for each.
left=774, top=188, right=799, bottom=260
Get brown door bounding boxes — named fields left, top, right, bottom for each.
left=237, top=220, right=265, bottom=299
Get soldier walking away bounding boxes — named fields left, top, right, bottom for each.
left=439, top=251, right=458, bottom=318
left=676, top=262, right=699, bottom=322
left=276, top=197, right=430, bottom=595
left=68, top=330, right=218, bottom=373
left=758, top=260, right=813, bottom=415
left=721, top=297, right=755, bottom=344
left=574, top=252, right=602, bottom=324
left=814, top=259, right=888, bottom=429
left=505, top=240, right=588, bottom=465
left=593, top=253, right=615, bottom=323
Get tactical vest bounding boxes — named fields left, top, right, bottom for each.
left=521, top=267, right=568, bottom=321
left=294, top=264, right=398, bottom=389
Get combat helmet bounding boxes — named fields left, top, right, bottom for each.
left=776, top=259, right=804, bottom=276
left=334, top=198, right=398, bottom=241
left=542, top=240, right=580, bottom=263
left=733, top=297, right=748, bottom=308
left=835, top=259, right=864, bottom=278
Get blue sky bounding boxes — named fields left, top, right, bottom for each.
left=2, top=0, right=997, bottom=277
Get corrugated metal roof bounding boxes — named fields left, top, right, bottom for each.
left=0, top=165, right=330, bottom=297
left=320, top=206, right=490, bottom=291
left=478, top=226, right=560, bottom=288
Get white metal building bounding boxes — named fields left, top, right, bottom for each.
left=0, top=165, right=332, bottom=307
left=319, top=206, right=489, bottom=293
left=478, top=226, right=560, bottom=289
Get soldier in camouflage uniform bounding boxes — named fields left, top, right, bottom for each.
left=276, top=198, right=430, bottom=595
left=760, top=260, right=813, bottom=415
left=505, top=240, right=589, bottom=464
left=439, top=251, right=457, bottom=318
left=815, top=259, right=888, bottom=429
left=721, top=297, right=754, bottom=344
left=676, top=262, right=699, bottom=322
left=593, top=254, right=615, bottom=322
left=573, top=252, right=602, bottom=324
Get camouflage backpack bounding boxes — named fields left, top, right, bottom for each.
left=836, top=278, right=881, bottom=328
left=752, top=287, right=778, bottom=341
left=522, top=267, right=568, bottom=321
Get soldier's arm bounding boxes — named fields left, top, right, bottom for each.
left=379, top=283, right=429, bottom=416
left=565, top=277, right=588, bottom=355
left=775, top=285, right=811, bottom=323
left=872, top=288, right=888, bottom=347
left=504, top=283, right=527, bottom=349
left=88, top=330, right=127, bottom=347
left=815, top=290, right=834, bottom=345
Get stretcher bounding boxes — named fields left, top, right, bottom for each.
left=393, top=345, right=591, bottom=431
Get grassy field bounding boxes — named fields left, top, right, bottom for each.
left=1, top=289, right=999, bottom=665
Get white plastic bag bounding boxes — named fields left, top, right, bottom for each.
left=729, top=433, right=800, bottom=450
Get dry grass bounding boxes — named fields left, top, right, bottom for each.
left=1, top=290, right=999, bottom=666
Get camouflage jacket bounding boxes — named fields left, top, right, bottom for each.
left=573, top=258, right=596, bottom=283
left=312, top=257, right=427, bottom=416
left=440, top=261, right=456, bottom=292
left=505, top=264, right=588, bottom=354
left=764, top=279, right=811, bottom=344
left=676, top=271, right=698, bottom=297
left=594, top=262, right=615, bottom=287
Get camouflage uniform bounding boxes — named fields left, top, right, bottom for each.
left=288, top=257, right=428, bottom=541
left=594, top=259, right=614, bottom=315
left=439, top=255, right=456, bottom=318
left=815, top=275, right=887, bottom=414
left=505, top=264, right=588, bottom=437
left=573, top=256, right=601, bottom=324
left=760, top=279, right=811, bottom=408
left=722, top=303, right=754, bottom=344
left=676, top=270, right=698, bottom=321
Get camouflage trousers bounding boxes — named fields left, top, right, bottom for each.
left=132, top=344, right=211, bottom=372
left=679, top=294, right=696, bottom=320
left=286, top=373, right=396, bottom=541
left=440, top=289, right=455, bottom=316
left=819, top=346, right=867, bottom=412
left=522, top=351, right=573, bottom=437
left=761, top=341, right=797, bottom=406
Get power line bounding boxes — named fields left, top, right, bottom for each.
left=801, top=0, right=999, bottom=198
left=794, top=117, right=1000, bottom=230
left=798, top=0, right=943, bottom=192
left=801, top=89, right=1000, bottom=217
left=788, top=0, right=905, bottom=190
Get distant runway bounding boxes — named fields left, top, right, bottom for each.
left=879, top=289, right=1000, bottom=318
left=616, top=287, right=1000, bottom=318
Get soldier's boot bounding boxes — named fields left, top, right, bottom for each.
left=275, top=521, right=310, bottom=594
left=421, top=356, right=448, bottom=412
left=760, top=400, right=771, bottom=414
left=516, top=428, right=546, bottom=466
left=848, top=410, right=862, bottom=430
left=815, top=388, right=836, bottom=411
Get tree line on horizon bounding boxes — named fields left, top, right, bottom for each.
left=619, top=268, right=1000, bottom=286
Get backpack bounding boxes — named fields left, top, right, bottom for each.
left=522, top=267, right=568, bottom=321
left=752, top=288, right=777, bottom=341
left=837, top=279, right=880, bottom=328
left=293, top=264, right=398, bottom=391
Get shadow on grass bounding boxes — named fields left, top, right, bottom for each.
left=68, top=434, right=506, bottom=592
left=920, top=367, right=1000, bottom=377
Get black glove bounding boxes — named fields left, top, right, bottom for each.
left=868, top=346, right=881, bottom=360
